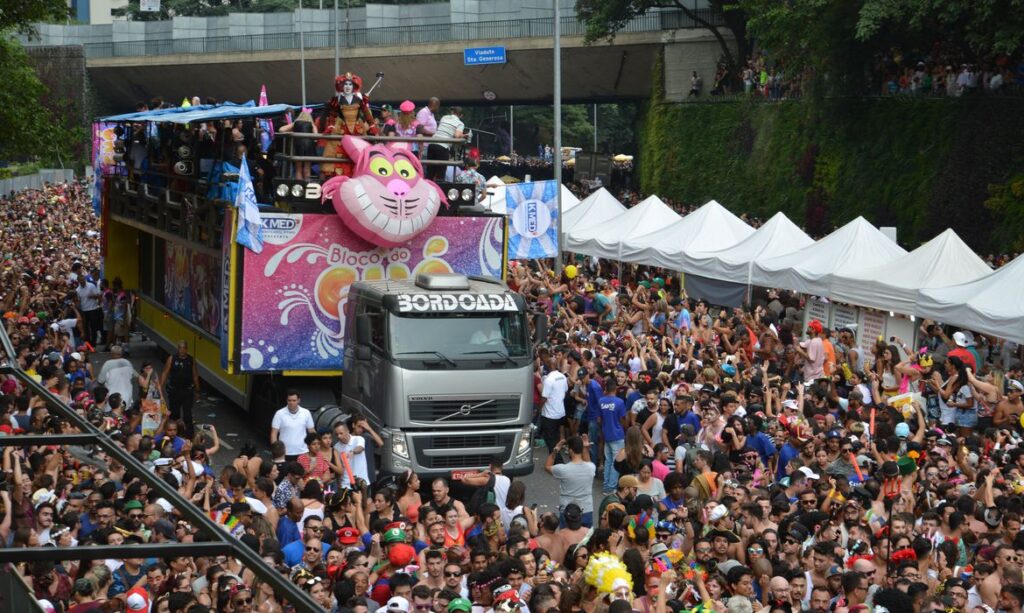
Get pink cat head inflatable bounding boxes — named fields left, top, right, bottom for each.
left=321, top=136, right=446, bottom=247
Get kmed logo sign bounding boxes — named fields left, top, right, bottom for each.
left=261, top=214, right=303, bottom=245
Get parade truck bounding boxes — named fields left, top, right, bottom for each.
left=95, top=101, right=536, bottom=479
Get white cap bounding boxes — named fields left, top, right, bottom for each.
left=953, top=331, right=968, bottom=347
left=797, top=466, right=820, bottom=480
left=126, top=591, right=149, bottom=612
left=782, top=399, right=799, bottom=410
left=245, top=496, right=268, bottom=515
left=708, top=504, right=728, bottom=522
left=155, top=497, right=174, bottom=513
left=386, top=596, right=410, bottom=613
left=70, top=352, right=83, bottom=361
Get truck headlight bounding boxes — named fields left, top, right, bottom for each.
left=447, top=188, right=459, bottom=201
left=276, top=184, right=289, bottom=197
left=461, top=188, right=473, bottom=202
left=392, top=432, right=409, bottom=460
left=291, top=183, right=304, bottom=198
left=517, top=426, right=532, bottom=456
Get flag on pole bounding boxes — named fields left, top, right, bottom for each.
left=505, top=180, right=559, bottom=259
left=234, top=154, right=264, bottom=254
left=258, top=84, right=275, bottom=141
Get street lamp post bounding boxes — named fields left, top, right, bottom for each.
left=553, top=0, right=563, bottom=275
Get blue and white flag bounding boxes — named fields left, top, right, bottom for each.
left=505, top=180, right=559, bottom=259
left=234, top=154, right=264, bottom=254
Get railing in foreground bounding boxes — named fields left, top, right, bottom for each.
left=0, top=326, right=324, bottom=613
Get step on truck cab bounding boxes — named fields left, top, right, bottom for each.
left=342, top=272, right=535, bottom=479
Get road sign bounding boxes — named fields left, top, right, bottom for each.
left=464, top=46, right=507, bottom=66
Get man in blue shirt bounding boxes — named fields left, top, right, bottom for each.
left=598, top=378, right=627, bottom=495
left=276, top=498, right=303, bottom=548
left=580, top=367, right=604, bottom=462
left=282, top=515, right=331, bottom=567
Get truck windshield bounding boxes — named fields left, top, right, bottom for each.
left=389, top=312, right=529, bottom=360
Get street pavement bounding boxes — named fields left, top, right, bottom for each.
left=88, top=338, right=605, bottom=514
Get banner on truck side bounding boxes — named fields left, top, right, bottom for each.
left=237, top=213, right=506, bottom=372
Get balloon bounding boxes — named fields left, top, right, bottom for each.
left=565, top=264, right=577, bottom=279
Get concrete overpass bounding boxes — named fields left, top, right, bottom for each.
left=84, top=17, right=727, bottom=109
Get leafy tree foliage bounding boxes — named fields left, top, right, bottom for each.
left=0, top=39, right=60, bottom=160
left=1, top=0, right=68, bottom=35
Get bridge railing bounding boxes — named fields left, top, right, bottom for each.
left=82, top=9, right=723, bottom=59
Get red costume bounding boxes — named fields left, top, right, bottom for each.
left=321, top=73, right=378, bottom=177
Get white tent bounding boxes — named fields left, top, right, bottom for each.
left=916, top=253, right=1024, bottom=344
left=560, top=187, right=626, bottom=237
left=750, top=216, right=907, bottom=295
left=618, top=200, right=754, bottom=268
left=830, top=228, right=991, bottom=316
left=564, top=194, right=679, bottom=260
left=561, top=185, right=581, bottom=212
left=482, top=176, right=507, bottom=214
left=677, top=212, right=814, bottom=284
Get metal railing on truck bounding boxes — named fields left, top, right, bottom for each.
left=0, top=326, right=324, bottom=613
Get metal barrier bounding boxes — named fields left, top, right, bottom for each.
left=0, top=327, right=323, bottom=613
left=79, top=10, right=723, bottom=59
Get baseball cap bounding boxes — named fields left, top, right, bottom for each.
left=895, top=422, right=910, bottom=439
left=387, top=596, right=411, bottom=613
left=708, top=504, right=728, bottom=522
left=337, top=526, right=361, bottom=545
left=797, top=466, right=820, bottom=480
left=825, top=430, right=841, bottom=439
left=564, top=503, right=583, bottom=524
left=380, top=104, right=393, bottom=112
left=953, top=331, right=968, bottom=347
left=126, top=588, right=149, bottom=613
left=448, top=598, right=472, bottom=613
left=383, top=528, right=407, bottom=543
left=807, top=320, right=823, bottom=334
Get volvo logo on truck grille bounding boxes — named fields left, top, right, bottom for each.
left=437, top=399, right=494, bottom=421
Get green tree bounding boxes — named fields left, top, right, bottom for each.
left=2, top=0, right=68, bottom=34
left=0, top=39, right=60, bottom=160
left=576, top=0, right=748, bottom=83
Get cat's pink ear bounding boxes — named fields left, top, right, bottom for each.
left=342, top=135, right=371, bottom=159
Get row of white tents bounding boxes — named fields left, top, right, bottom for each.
left=509, top=185, right=1021, bottom=344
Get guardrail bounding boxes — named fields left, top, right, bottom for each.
left=79, top=10, right=722, bottom=59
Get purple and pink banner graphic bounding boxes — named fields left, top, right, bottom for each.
left=238, top=213, right=505, bottom=372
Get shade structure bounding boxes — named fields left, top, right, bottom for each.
left=675, top=212, right=813, bottom=283
left=750, top=216, right=907, bottom=295
left=830, top=228, right=992, bottom=316
left=560, top=187, right=627, bottom=238
left=564, top=194, right=680, bottom=260
left=561, top=184, right=581, bottom=212
left=916, top=253, right=1024, bottom=344
left=483, top=180, right=578, bottom=216
left=617, top=200, right=754, bottom=268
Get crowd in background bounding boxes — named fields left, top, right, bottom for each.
left=3, top=177, right=1024, bottom=613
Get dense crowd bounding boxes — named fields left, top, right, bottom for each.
left=4, top=176, right=1024, bottom=613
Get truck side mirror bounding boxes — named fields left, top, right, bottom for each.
left=356, top=314, right=371, bottom=346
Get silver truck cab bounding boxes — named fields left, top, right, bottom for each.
left=342, top=273, right=535, bottom=478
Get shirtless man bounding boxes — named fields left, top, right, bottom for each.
left=980, top=544, right=1024, bottom=608
left=994, top=380, right=1024, bottom=428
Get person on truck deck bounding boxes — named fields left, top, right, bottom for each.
left=429, top=479, right=469, bottom=521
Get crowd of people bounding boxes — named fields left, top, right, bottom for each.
left=3, top=173, right=1024, bottom=613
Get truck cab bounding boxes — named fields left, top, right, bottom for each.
left=342, top=272, right=534, bottom=478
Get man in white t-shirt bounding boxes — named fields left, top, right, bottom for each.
left=540, top=357, right=568, bottom=452
left=333, top=421, right=368, bottom=488
left=270, top=390, right=315, bottom=460
left=97, top=345, right=137, bottom=408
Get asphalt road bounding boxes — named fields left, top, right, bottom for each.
left=90, top=338, right=604, bottom=513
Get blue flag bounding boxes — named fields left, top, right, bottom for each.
left=506, top=180, right=559, bottom=259
left=234, top=154, right=264, bottom=254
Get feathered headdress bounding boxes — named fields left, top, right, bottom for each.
left=584, top=553, right=633, bottom=595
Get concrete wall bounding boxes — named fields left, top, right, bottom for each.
left=663, top=30, right=733, bottom=102
left=0, top=170, right=76, bottom=196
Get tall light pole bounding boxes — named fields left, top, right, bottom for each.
left=299, top=0, right=307, bottom=106
left=509, top=105, right=514, bottom=155
left=334, top=0, right=340, bottom=75
left=553, top=0, right=563, bottom=275
left=593, top=103, right=598, bottom=152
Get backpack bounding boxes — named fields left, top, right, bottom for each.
left=467, top=472, right=496, bottom=517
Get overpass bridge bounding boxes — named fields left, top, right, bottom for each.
left=81, top=12, right=728, bottom=108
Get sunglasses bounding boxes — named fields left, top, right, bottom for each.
left=748, top=547, right=764, bottom=554
left=306, top=547, right=321, bottom=553
left=445, top=571, right=462, bottom=577
left=784, top=538, right=799, bottom=545
left=233, top=598, right=253, bottom=605
left=695, top=547, right=712, bottom=554
left=128, top=513, right=143, bottom=519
